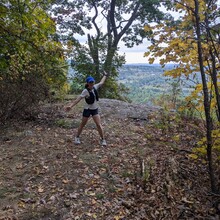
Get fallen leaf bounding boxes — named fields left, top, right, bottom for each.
left=182, top=197, right=194, bottom=204
left=62, top=179, right=70, bottom=184
left=38, top=186, right=44, bottom=193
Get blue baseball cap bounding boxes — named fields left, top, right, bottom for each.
left=86, top=76, right=95, bottom=83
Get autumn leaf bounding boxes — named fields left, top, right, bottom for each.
left=189, top=154, right=198, bottom=159
left=38, top=186, right=44, bottom=193
left=62, top=179, right=70, bottom=184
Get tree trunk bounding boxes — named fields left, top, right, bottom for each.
left=194, top=0, right=217, bottom=193
left=209, top=49, right=220, bottom=121
left=88, top=35, right=100, bottom=74
left=102, top=0, right=140, bottom=72
left=104, top=47, right=117, bottom=72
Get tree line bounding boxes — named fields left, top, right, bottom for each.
left=0, top=0, right=68, bottom=121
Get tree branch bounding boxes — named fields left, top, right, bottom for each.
left=109, top=0, right=117, bottom=38
left=91, top=1, right=101, bottom=39
left=116, top=2, right=140, bottom=45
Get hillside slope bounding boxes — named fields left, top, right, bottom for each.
left=0, top=99, right=219, bottom=219
left=118, top=64, right=195, bottom=104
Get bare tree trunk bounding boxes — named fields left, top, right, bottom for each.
left=209, top=49, right=220, bottom=121
left=205, top=6, right=220, bottom=121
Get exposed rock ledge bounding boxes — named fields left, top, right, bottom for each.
left=98, top=98, right=161, bottom=120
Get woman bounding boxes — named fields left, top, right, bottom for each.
left=65, top=73, right=108, bottom=146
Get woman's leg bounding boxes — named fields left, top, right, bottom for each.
left=77, top=116, right=89, bottom=137
left=92, top=114, right=104, bottom=139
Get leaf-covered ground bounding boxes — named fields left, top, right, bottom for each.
left=0, top=99, right=219, bottom=220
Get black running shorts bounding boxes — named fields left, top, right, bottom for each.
left=83, top=108, right=98, bottom=117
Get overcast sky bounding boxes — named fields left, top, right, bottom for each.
left=75, top=34, right=151, bottom=64
left=118, top=40, right=151, bottom=64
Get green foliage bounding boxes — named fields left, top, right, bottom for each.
left=0, top=0, right=68, bottom=122
left=55, top=119, right=72, bottom=128
left=69, top=79, right=84, bottom=94
left=68, top=43, right=128, bottom=99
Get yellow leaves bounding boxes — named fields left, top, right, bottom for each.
left=169, top=38, right=182, bottom=47
left=144, top=51, right=150, bottom=57
left=158, top=58, right=165, bottom=66
left=179, top=56, right=190, bottom=63
left=194, top=147, right=206, bottom=155
left=212, top=129, right=220, bottom=153
left=148, top=45, right=155, bottom=51
left=63, top=82, right=70, bottom=93
left=144, top=25, right=152, bottom=32
left=175, top=1, right=186, bottom=10
left=198, top=1, right=207, bottom=21
left=114, top=215, right=124, bottom=220
left=114, top=211, right=126, bottom=220
left=164, top=69, right=182, bottom=78
left=188, top=154, right=198, bottom=159
left=195, top=83, right=203, bottom=91
left=188, top=136, right=207, bottom=160
left=173, top=135, right=180, bottom=142
left=190, top=146, right=206, bottom=161
left=148, top=57, right=155, bottom=64
left=192, top=130, right=220, bottom=161
left=212, top=129, right=220, bottom=138
left=178, top=106, right=185, bottom=112
left=67, top=40, right=74, bottom=49
left=18, top=201, right=26, bottom=208
left=188, top=84, right=203, bottom=102
left=210, top=98, right=217, bottom=109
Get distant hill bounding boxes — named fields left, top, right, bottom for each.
left=118, top=64, right=194, bottom=104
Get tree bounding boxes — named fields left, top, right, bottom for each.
left=52, top=0, right=167, bottom=98
left=145, top=0, right=220, bottom=193
left=0, top=0, right=67, bottom=122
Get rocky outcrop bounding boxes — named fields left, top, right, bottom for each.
left=98, top=98, right=161, bottom=120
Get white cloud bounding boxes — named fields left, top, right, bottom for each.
left=119, top=51, right=148, bottom=64
left=118, top=42, right=149, bottom=64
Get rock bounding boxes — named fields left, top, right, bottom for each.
left=99, top=98, right=160, bottom=120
